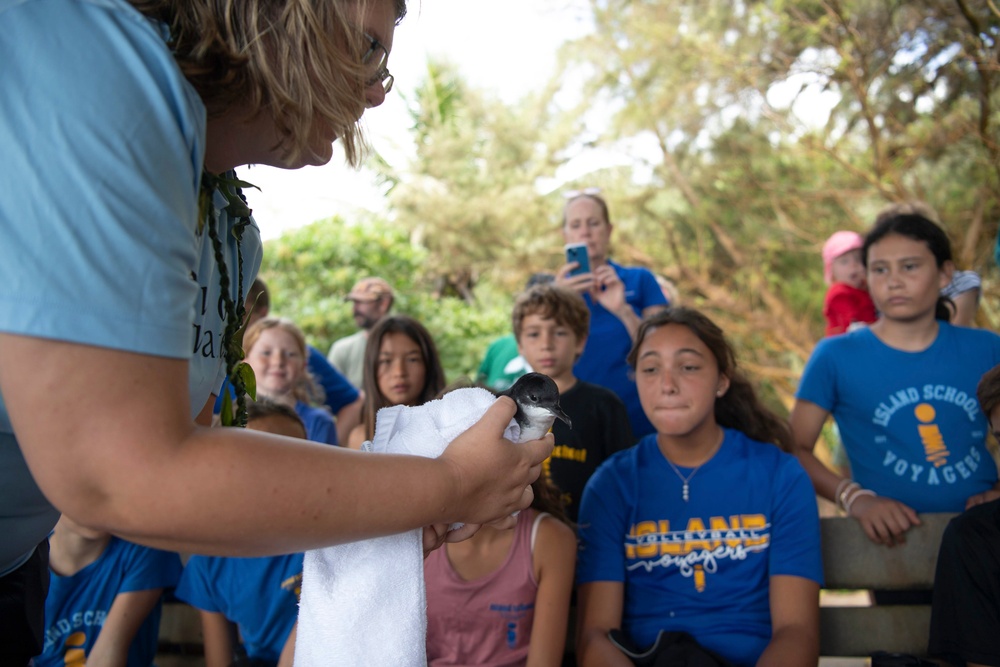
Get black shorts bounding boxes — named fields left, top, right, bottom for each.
left=929, top=500, right=1000, bottom=667
left=0, top=541, right=50, bottom=666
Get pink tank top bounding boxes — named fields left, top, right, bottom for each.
left=424, top=510, right=543, bottom=666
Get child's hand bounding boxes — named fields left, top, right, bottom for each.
left=850, top=494, right=921, bottom=546
left=422, top=521, right=501, bottom=558
left=422, top=524, right=451, bottom=557
left=965, top=488, right=1000, bottom=510
left=439, top=396, right=553, bottom=527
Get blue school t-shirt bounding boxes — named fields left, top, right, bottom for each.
left=576, top=430, right=822, bottom=667
left=296, top=401, right=338, bottom=446
left=176, top=553, right=304, bottom=662
left=0, top=0, right=261, bottom=574
left=796, top=323, right=1000, bottom=512
left=39, top=537, right=182, bottom=667
left=573, top=260, right=668, bottom=439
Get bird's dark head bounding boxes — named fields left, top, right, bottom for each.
left=504, top=373, right=572, bottom=441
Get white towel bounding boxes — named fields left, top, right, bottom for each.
left=294, top=387, right=519, bottom=666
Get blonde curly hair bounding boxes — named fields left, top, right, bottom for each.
left=129, top=0, right=407, bottom=167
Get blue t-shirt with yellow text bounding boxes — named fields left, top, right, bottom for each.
left=39, top=537, right=182, bottom=667
left=796, top=323, right=1000, bottom=512
left=576, top=430, right=822, bottom=667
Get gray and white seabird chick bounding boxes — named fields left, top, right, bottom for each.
left=502, top=372, right=572, bottom=442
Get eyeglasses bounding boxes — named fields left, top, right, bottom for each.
left=563, top=187, right=602, bottom=199
left=363, top=33, right=394, bottom=95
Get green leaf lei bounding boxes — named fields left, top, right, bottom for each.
left=199, top=171, right=259, bottom=427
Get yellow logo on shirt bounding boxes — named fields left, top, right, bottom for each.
left=915, top=403, right=951, bottom=468
left=282, top=572, right=304, bottom=598
left=624, top=514, right=770, bottom=591
left=63, top=631, right=87, bottom=666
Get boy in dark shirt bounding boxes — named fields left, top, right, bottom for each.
left=930, top=363, right=1000, bottom=667
left=512, top=284, right=635, bottom=522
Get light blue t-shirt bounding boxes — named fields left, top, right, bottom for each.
left=796, top=323, right=1000, bottom=512
left=39, top=537, right=182, bottom=667
left=576, top=430, right=822, bottom=667
left=0, top=0, right=262, bottom=573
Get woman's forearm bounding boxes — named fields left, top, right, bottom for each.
left=88, top=430, right=464, bottom=555
left=3, top=335, right=547, bottom=557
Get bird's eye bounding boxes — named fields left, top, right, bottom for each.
left=529, top=393, right=538, bottom=402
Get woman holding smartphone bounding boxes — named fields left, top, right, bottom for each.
left=555, top=189, right=669, bottom=439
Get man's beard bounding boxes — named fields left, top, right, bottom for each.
left=357, top=313, right=379, bottom=330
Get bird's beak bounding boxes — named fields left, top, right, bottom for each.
left=550, top=406, right=572, bottom=429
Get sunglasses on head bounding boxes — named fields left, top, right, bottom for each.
left=563, top=187, right=602, bottom=199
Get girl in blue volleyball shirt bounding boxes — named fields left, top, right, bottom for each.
left=576, top=308, right=822, bottom=667
left=791, top=210, right=1000, bottom=547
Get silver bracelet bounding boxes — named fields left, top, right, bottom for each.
left=845, top=488, right=876, bottom=517
left=834, top=479, right=853, bottom=509
left=838, top=481, right=861, bottom=511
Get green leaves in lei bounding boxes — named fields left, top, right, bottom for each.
left=199, top=171, right=259, bottom=427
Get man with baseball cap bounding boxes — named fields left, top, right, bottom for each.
left=328, top=277, right=394, bottom=387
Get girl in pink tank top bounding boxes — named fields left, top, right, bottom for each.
left=424, top=476, right=576, bottom=666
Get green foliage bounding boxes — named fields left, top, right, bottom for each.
left=260, top=215, right=422, bottom=349
left=258, top=216, right=514, bottom=383
left=388, top=59, right=576, bottom=296
left=236, top=362, right=257, bottom=402
left=260, top=0, right=999, bottom=406
left=549, top=0, right=1000, bottom=400
left=409, top=285, right=516, bottom=383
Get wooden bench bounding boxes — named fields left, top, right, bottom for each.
left=155, top=514, right=957, bottom=662
left=819, top=512, right=956, bottom=657
left=155, top=598, right=204, bottom=667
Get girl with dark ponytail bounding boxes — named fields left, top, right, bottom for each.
left=792, top=209, right=1000, bottom=548
left=576, top=307, right=822, bottom=667
left=862, top=211, right=956, bottom=321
